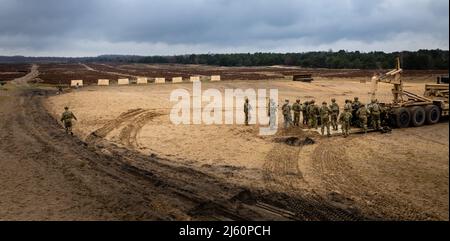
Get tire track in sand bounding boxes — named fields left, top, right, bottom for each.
left=311, top=138, right=438, bottom=220
left=118, top=110, right=164, bottom=149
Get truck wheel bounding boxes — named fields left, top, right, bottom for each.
left=425, top=105, right=440, bottom=124
left=394, top=107, right=411, bottom=128
left=410, top=106, right=426, bottom=127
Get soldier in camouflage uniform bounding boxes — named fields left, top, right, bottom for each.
left=329, top=98, right=340, bottom=131
left=344, top=99, right=353, bottom=113
left=356, top=103, right=370, bottom=134
left=61, top=106, right=77, bottom=136
left=302, top=101, right=309, bottom=126
left=320, top=101, right=331, bottom=137
left=369, top=99, right=382, bottom=130
left=306, top=101, right=313, bottom=128
left=308, top=100, right=319, bottom=129
left=282, top=99, right=293, bottom=129
left=351, top=97, right=361, bottom=126
left=352, top=97, right=361, bottom=110
left=292, top=99, right=302, bottom=126
left=269, top=98, right=278, bottom=129
left=244, top=98, right=250, bottom=126
left=339, top=106, right=352, bottom=137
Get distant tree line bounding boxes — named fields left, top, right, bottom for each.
left=1, top=49, right=448, bottom=69
left=138, top=49, right=449, bottom=69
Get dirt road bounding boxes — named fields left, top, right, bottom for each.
left=0, top=75, right=369, bottom=220
left=82, top=63, right=140, bottom=79
left=11, top=64, right=39, bottom=85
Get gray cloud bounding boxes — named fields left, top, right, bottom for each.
left=0, top=0, right=448, bottom=56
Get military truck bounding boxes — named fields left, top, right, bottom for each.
left=371, top=58, right=449, bottom=128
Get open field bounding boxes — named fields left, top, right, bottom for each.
left=37, top=63, right=128, bottom=85
left=44, top=75, right=449, bottom=220
left=0, top=64, right=31, bottom=81
left=0, top=63, right=448, bottom=220
left=9, top=62, right=447, bottom=85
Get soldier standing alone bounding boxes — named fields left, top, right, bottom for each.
left=320, top=101, right=331, bottom=137
left=269, top=98, right=277, bottom=129
left=339, top=106, right=352, bottom=138
left=244, top=98, right=250, bottom=126
left=292, top=99, right=302, bottom=126
left=329, top=98, right=340, bottom=131
left=61, top=106, right=77, bottom=136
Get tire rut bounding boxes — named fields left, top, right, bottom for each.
left=117, top=110, right=164, bottom=149
left=311, top=138, right=438, bottom=220
left=262, top=138, right=369, bottom=221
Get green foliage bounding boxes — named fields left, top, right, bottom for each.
left=138, top=49, right=449, bottom=69
left=1, top=50, right=447, bottom=69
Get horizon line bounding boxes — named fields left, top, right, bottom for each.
left=1, top=48, right=449, bottom=59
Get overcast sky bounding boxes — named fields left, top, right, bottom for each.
left=0, top=0, right=448, bottom=57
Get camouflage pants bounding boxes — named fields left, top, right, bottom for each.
left=360, top=116, right=368, bottom=133
left=293, top=112, right=300, bottom=126
left=284, top=114, right=293, bottom=128
left=63, top=120, right=72, bottom=133
left=371, top=113, right=381, bottom=130
left=309, top=116, right=318, bottom=129
left=342, top=122, right=351, bottom=137
left=321, top=118, right=331, bottom=136
left=302, top=111, right=308, bottom=125
left=331, top=114, right=338, bottom=130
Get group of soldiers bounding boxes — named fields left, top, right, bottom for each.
left=279, top=97, right=383, bottom=137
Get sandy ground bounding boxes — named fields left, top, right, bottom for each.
left=44, top=77, right=449, bottom=220
left=45, top=78, right=439, bottom=168
left=6, top=70, right=357, bottom=221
